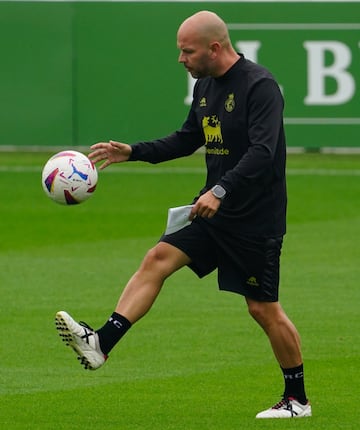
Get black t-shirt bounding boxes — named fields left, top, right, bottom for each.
left=129, top=55, right=287, bottom=237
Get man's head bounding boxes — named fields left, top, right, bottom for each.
left=177, top=11, right=238, bottom=78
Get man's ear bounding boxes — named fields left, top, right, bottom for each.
left=209, top=41, right=221, bottom=59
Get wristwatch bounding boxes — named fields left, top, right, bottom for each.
left=211, top=185, right=226, bottom=200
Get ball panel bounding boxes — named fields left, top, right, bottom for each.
left=43, top=167, right=59, bottom=193
left=64, top=189, right=80, bottom=205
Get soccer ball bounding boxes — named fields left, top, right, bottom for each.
left=42, top=150, right=98, bottom=205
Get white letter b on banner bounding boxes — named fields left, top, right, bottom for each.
left=304, top=41, right=355, bottom=105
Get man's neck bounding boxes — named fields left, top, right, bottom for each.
left=212, top=51, right=241, bottom=78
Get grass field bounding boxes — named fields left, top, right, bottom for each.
left=1, top=151, right=359, bottom=429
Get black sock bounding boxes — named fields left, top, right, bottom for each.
left=96, top=312, right=132, bottom=355
left=281, top=364, right=307, bottom=404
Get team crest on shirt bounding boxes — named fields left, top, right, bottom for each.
left=225, top=93, right=235, bottom=112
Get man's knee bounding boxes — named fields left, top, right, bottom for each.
left=140, top=244, right=168, bottom=272
left=246, top=299, right=282, bottom=328
left=140, top=242, right=189, bottom=277
left=247, top=300, right=265, bottom=322
left=144, top=245, right=166, bottom=263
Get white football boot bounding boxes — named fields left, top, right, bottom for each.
left=256, top=397, right=312, bottom=419
left=55, top=311, right=107, bottom=370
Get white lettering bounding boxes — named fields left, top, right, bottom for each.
left=304, top=41, right=355, bottom=105
left=184, top=74, right=196, bottom=106
left=109, top=317, right=123, bottom=329
left=235, top=41, right=261, bottom=62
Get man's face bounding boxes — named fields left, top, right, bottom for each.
left=177, top=30, right=213, bottom=79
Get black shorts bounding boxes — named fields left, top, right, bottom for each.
left=160, top=218, right=283, bottom=302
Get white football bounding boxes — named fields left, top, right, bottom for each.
left=42, top=150, right=98, bottom=205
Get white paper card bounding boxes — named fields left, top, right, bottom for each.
left=165, top=205, right=194, bottom=235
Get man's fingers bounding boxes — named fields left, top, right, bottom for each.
left=90, top=142, right=109, bottom=150
left=99, top=160, right=111, bottom=170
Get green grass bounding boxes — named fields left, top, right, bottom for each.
left=1, top=151, right=360, bottom=429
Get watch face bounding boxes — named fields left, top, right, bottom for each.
left=212, top=185, right=226, bottom=199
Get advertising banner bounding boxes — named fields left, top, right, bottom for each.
left=0, top=1, right=359, bottom=149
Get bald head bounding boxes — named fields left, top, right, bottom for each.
left=177, top=11, right=238, bottom=78
left=178, top=11, right=230, bottom=47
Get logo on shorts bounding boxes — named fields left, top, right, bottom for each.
left=246, top=276, right=260, bottom=287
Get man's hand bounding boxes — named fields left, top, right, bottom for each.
left=88, top=140, right=132, bottom=170
left=189, top=191, right=221, bottom=220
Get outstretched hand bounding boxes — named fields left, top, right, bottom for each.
left=88, top=140, right=132, bottom=170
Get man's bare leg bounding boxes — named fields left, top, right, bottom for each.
left=115, top=242, right=191, bottom=323
left=246, top=298, right=308, bottom=407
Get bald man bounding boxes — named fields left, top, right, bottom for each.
left=55, top=11, right=311, bottom=419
